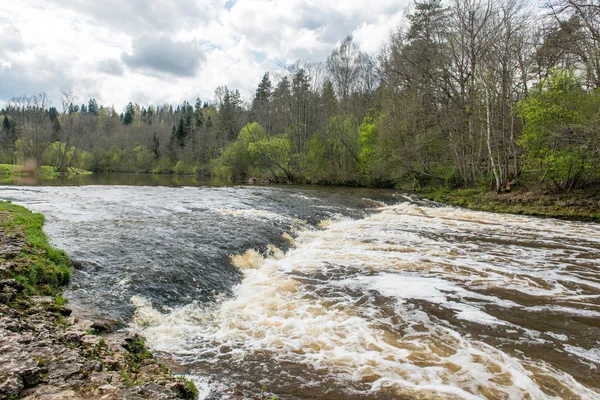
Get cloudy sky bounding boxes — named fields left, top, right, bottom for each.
left=0, top=0, right=408, bottom=110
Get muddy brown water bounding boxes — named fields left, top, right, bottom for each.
left=1, top=175, right=599, bottom=399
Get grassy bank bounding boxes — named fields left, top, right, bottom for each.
left=419, top=188, right=600, bottom=222
left=0, top=163, right=92, bottom=179
left=0, top=201, right=71, bottom=295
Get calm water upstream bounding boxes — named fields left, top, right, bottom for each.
left=1, top=174, right=599, bottom=399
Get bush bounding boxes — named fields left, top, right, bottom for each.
left=517, top=68, right=600, bottom=191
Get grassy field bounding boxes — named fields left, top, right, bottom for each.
left=0, top=201, right=71, bottom=295
left=419, top=188, right=600, bottom=222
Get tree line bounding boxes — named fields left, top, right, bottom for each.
left=2, top=0, right=600, bottom=192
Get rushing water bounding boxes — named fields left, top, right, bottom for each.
left=1, top=179, right=599, bottom=399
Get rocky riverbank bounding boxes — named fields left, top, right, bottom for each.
left=0, top=202, right=198, bottom=400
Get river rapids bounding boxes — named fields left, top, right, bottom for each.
left=1, top=183, right=599, bottom=399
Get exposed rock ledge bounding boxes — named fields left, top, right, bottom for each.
left=0, top=280, right=196, bottom=400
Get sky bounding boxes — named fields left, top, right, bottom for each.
left=0, top=0, right=409, bottom=111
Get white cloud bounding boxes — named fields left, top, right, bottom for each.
left=0, top=0, right=410, bottom=110
left=351, top=11, right=406, bottom=54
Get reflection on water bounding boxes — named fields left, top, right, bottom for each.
left=1, top=180, right=599, bottom=399
left=0, top=171, right=233, bottom=187
left=0, top=175, right=41, bottom=186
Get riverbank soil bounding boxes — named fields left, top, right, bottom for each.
left=0, top=202, right=197, bottom=400
left=419, top=187, right=600, bottom=222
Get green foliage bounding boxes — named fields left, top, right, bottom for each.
left=358, top=115, right=377, bottom=182
left=174, top=159, right=201, bottom=175
left=0, top=163, right=91, bottom=182
left=304, top=116, right=361, bottom=184
left=303, top=135, right=330, bottom=182
left=152, top=156, right=176, bottom=174
left=88, top=145, right=190, bottom=174
left=43, top=142, right=88, bottom=171
left=247, top=131, right=295, bottom=182
left=0, top=164, right=17, bottom=175
left=214, top=125, right=258, bottom=180
left=517, top=68, right=600, bottom=191
left=214, top=122, right=302, bottom=182
left=132, top=146, right=156, bottom=172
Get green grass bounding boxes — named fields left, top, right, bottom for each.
left=119, top=370, right=136, bottom=387
left=0, top=201, right=71, bottom=295
left=0, top=164, right=16, bottom=175
left=419, top=188, right=600, bottom=222
left=123, top=334, right=154, bottom=370
left=0, top=163, right=92, bottom=179
left=54, top=294, right=67, bottom=307
left=175, top=378, right=199, bottom=400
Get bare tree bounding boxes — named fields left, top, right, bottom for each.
left=8, top=93, right=52, bottom=169
left=327, top=36, right=366, bottom=114
left=53, top=90, right=84, bottom=172
left=546, top=0, right=600, bottom=87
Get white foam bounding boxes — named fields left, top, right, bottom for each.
left=213, top=208, right=285, bottom=222
left=132, top=202, right=600, bottom=398
left=546, top=332, right=569, bottom=341
left=337, top=273, right=510, bottom=326
left=564, top=345, right=600, bottom=365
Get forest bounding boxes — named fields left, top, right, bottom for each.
left=1, top=0, right=600, bottom=193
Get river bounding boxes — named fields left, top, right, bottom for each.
left=1, top=175, right=599, bottom=399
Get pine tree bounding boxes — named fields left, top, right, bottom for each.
left=2, top=116, right=9, bottom=132
left=252, top=73, right=273, bottom=134
left=175, top=118, right=186, bottom=148
left=1, top=115, right=17, bottom=151
left=123, top=102, right=134, bottom=125
left=88, top=98, right=99, bottom=115
left=147, top=106, right=154, bottom=124
left=194, top=97, right=204, bottom=128
left=152, top=132, right=160, bottom=159
left=48, top=107, right=61, bottom=137
left=255, top=73, right=272, bottom=102
left=272, top=77, right=291, bottom=134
